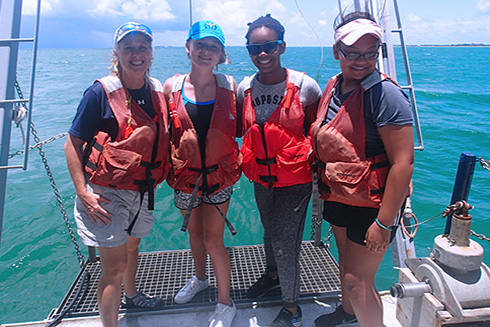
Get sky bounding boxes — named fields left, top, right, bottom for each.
left=18, top=0, right=490, bottom=48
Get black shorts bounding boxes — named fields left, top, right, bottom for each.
left=323, top=201, right=399, bottom=246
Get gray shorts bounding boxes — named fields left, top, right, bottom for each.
left=174, top=186, right=233, bottom=210
left=74, top=182, right=154, bottom=248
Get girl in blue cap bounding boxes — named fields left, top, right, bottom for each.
left=163, top=20, right=240, bottom=327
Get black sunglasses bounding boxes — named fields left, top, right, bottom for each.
left=246, top=40, right=283, bottom=56
left=337, top=44, right=380, bottom=60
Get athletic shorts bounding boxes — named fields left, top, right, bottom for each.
left=174, top=186, right=233, bottom=210
left=323, top=201, right=399, bottom=246
left=74, top=182, right=154, bottom=248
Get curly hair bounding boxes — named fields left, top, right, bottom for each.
left=245, top=14, right=285, bottom=44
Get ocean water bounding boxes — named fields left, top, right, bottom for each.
left=1, top=46, right=489, bottom=324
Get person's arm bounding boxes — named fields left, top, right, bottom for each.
left=64, top=133, right=112, bottom=224
left=364, top=124, right=414, bottom=252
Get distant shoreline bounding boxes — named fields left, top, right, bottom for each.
left=408, top=44, right=490, bottom=47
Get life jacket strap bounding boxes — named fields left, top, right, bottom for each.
left=256, top=157, right=277, bottom=166
left=188, top=164, right=219, bottom=175
left=370, top=160, right=390, bottom=170
left=181, top=173, right=203, bottom=232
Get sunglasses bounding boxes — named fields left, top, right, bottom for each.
left=337, top=45, right=379, bottom=60
left=246, top=40, right=283, bottom=56
left=116, top=22, right=153, bottom=39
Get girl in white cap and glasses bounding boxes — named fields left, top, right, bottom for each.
left=310, top=10, right=414, bottom=327
left=163, top=20, right=240, bottom=327
left=65, top=22, right=169, bottom=327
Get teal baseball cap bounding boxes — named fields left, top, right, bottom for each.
left=187, top=20, right=225, bottom=47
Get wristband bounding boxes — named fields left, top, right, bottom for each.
left=375, top=218, right=392, bottom=231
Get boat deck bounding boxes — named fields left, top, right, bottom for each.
left=3, top=241, right=407, bottom=327
left=55, top=241, right=341, bottom=318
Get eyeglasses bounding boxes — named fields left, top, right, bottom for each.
left=246, top=40, right=283, bottom=56
left=118, top=22, right=152, bottom=36
left=337, top=45, right=379, bottom=60
left=115, top=22, right=153, bottom=44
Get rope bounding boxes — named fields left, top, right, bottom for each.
left=294, top=0, right=324, bottom=82
left=44, top=271, right=91, bottom=327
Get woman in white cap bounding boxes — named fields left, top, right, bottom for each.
left=310, top=11, right=414, bottom=327
left=163, top=20, right=240, bottom=327
left=65, top=22, right=169, bottom=326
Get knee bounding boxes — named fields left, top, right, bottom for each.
left=203, top=236, right=224, bottom=254
left=343, top=272, right=363, bottom=294
left=101, top=260, right=127, bottom=282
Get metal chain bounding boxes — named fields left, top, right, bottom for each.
left=324, top=225, right=333, bottom=249
left=470, top=230, right=490, bottom=243
left=15, top=79, right=84, bottom=268
left=310, top=215, right=322, bottom=240
left=30, top=123, right=84, bottom=268
left=477, top=157, right=490, bottom=173
left=9, top=132, right=68, bottom=159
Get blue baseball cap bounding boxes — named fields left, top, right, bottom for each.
left=114, top=22, right=153, bottom=45
left=187, top=20, right=225, bottom=47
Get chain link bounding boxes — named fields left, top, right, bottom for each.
left=470, top=230, right=490, bottom=243
left=477, top=157, right=490, bottom=173
left=324, top=225, right=333, bottom=248
left=9, top=132, right=68, bottom=159
left=15, top=79, right=85, bottom=268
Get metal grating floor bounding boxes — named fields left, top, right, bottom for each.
left=50, top=241, right=340, bottom=319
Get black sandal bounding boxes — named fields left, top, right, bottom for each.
left=123, top=291, right=164, bottom=310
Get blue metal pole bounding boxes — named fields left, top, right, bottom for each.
left=444, top=152, right=476, bottom=235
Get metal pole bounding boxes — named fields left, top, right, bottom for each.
left=189, top=0, right=193, bottom=27
left=444, top=152, right=476, bottom=235
left=0, top=0, right=23, bottom=247
left=22, top=0, right=42, bottom=170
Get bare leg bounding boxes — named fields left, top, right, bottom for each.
left=201, top=201, right=232, bottom=306
left=331, top=225, right=355, bottom=316
left=123, top=236, right=141, bottom=297
left=97, top=244, right=128, bottom=327
left=343, top=238, right=386, bottom=327
left=183, top=208, right=208, bottom=281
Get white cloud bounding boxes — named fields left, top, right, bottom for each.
left=407, top=13, right=421, bottom=23
left=193, top=0, right=286, bottom=44
left=22, top=0, right=59, bottom=15
left=403, top=18, right=490, bottom=45
left=290, top=13, right=309, bottom=27
left=88, top=0, right=175, bottom=21
left=477, top=0, right=490, bottom=13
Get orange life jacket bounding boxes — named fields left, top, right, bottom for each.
left=240, top=69, right=312, bottom=189
left=311, top=71, right=395, bottom=208
left=84, top=75, right=170, bottom=196
left=167, top=74, right=242, bottom=196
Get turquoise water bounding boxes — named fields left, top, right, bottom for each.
left=1, top=46, right=490, bottom=324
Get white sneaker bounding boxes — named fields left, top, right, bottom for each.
left=209, top=301, right=236, bottom=327
left=174, top=275, right=209, bottom=304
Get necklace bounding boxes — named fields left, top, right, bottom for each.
left=123, top=92, right=134, bottom=139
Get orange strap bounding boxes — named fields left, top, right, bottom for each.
left=168, top=99, right=180, bottom=129
left=284, top=83, right=294, bottom=109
